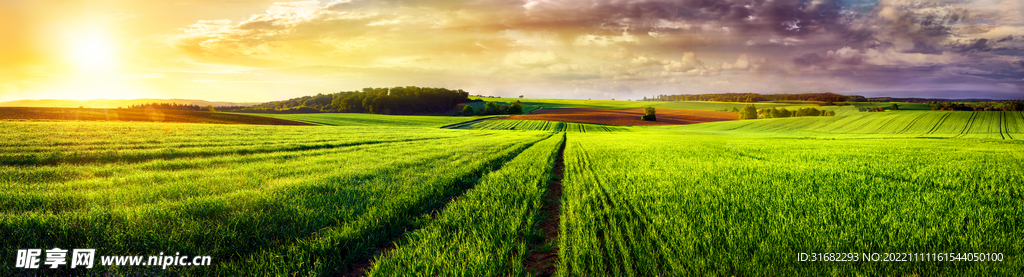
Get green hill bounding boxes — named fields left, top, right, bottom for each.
left=658, top=110, right=1024, bottom=139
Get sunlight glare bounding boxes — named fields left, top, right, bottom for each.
left=70, top=30, right=116, bottom=71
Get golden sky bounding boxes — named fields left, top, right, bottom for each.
left=2, top=0, right=1023, bottom=102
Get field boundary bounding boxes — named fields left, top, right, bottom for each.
left=524, top=132, right=566, bottom=276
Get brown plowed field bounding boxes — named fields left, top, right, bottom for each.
left=495, top=108, right=737, bottom=126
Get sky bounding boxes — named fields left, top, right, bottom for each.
left=1, top=0, right=1023, bottom=102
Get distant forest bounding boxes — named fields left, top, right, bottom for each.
left=215, top=86, right=472, bottom=115
left=647, top=93, right=1020, bottom=104
left=128, top=103, right=215, bottom=111
left=649, top=93, right=857, bottom=103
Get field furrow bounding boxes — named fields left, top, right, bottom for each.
left=558, top=131, right=1024, bottom=276
left=0, top=121, right=553, bottom=276
left=367, top=133, right=564, bottom=276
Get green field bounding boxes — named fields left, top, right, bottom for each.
left=559, top=131, right=1022, bottom=276
left=456, top=119, right=631, bottom=133
left=1, top=121, right=553, bottom=275
left=4, top=106, right=1022, bottom=276
left=660, top=110, right=1024, bottom=139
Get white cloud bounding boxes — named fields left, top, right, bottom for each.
left=663, top=52, right=704, bottom=72
left=574, top=29, right=637, bottom=47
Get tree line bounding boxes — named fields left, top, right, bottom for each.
left=215, top=86, right=472, bottom=115
left=646, top=93, right=1023, bottom=106
left=649, top=93, right=859, bottom=103
left=931, top=101, right=1024, bottom=111
left=738, top=104, right=835, bottom=119
left=460, top=101, right=524, bottom=116
left=128, top=103, right=216, bottom=112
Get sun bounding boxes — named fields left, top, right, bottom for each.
left=69, top=30, right=116, bottom=71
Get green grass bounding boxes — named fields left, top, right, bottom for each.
left=5, top=103, right=1023, bottom=276
left=559, top=131, right=1023, bottom=276
left=657, top=110, right=1024, bottom=139
left=455, top=119, right=632, bottom=133
left=368, top=133, right=565, bottom=276
left=0, top=121, right=551, bottom=276
left=251, top=113, right=494, bottom=127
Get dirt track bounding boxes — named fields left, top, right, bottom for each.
left=495, top=108, right=737, bottom=126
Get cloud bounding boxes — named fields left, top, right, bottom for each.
left=161, top=0, right=1024, bottom=99
left=503, top=50, right=560, bottom=67
left=663, top=52, right=704, bottom=72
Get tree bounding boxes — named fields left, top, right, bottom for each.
left=508, top=100, right=524, bottom=114
left=641, top=107, right=656, bottom=121
left=731, top=107, right=739, bottom=113
left=462, top=105, right=475, bottom=116
left=486, top=102, right=500, bottom=114
left=890, top=103, right=899, bottom=110
left=519, top=95, right=524, bottom=99
left=1009, top=101, right=1024, bottom=111
left=739, top=104, right=758, bottom=119
left=204, top=105, right=216, bottom=112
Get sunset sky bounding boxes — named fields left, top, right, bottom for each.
left=2, top=0, right=1023, bottom=102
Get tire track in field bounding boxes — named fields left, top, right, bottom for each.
left=925, top=112, right=953, bottom=135
left=339, top=134, right=554, bottom=277
left=896, top=113, right=929, bottom=134
left=847, top=114, right=882, bottom=133
left=869, top=114, right=901, bottom=133
left=524, top=133, right=566, bottom=276
left=999, top=111, right=1006, bottom=140
left=957, top=112, right=978, bottom=137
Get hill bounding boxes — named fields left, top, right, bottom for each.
left=659, top=110, right=1024, bottom=139
left=0, top=99, right=258, bottom=109
left=0, top=107, right=311, bottom=125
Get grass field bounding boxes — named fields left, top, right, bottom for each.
left=1, top=121, right=553, bottom=275
left=559, top=131, right=1023, bottom=276
left=456, top=119, right=632, bottom=133
left=369, top=133, right=565, bottom=276
left=660, top=110, right=1024, bottom=139
left=3, top=105, right=1021, bottom=276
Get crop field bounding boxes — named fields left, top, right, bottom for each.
left=560, top=131, right=1023, bottom=276
left=369, top=134, right=565, bottom=276
left=0, top=107, right=312, bottom=125
left=495, top=108, right=737, bottom=126
left=456, top=119, right=631, bottom=133
left=663, top=110, right=1024, bottom=139
left=252, top=113, right=495, bottom=127
left=0, top=121, right=556, bottom=275
left=3, top=106, right=1021, bottom=276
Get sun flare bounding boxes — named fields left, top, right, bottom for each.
left=69, top=31, right=116, bottom=71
